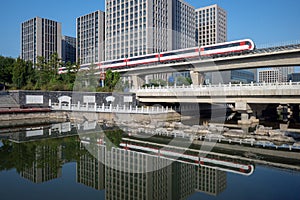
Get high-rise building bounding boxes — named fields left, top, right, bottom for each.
left=62, top=35, right=76, bottom=64
left=21, top=17, right=62, bottom=65
left=105, top=0, right=196, bottom=61
left=195, top=4, right=227, bottom=85
left=76, top=10, right=105, bottom=65
left=172, top=0, right=196, bottom=50
left=195, top=4, right=227, bottom=47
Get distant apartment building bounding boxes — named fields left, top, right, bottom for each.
left=21, top=16, right=62, bottom=64
left=195, top=4, right=227, bottom=47
left=288, top=72, right=300, bottom=82
left=258, top=69, right=280, bottom=83
left=62, top=35, right=76, bottom=63
left=105, top=0, right=196, bottom=61
left=76, top=10, right=105, bottom=65
left=278, top=67, right=294, bottom=82
left=210, top=69, right=254, bottom=84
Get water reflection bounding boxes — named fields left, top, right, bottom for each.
left=1, top=121, right=300, bottom=199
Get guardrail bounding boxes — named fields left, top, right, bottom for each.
left=51, top=103, right=173, bottom=114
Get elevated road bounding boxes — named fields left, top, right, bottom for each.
left=132, top=81, right=300, bottom=104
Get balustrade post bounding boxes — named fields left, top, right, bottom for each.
left=110, top=104, right=112, bottom=112
left=117, top=104, right=119, bottom=111
left=94, top=103, right=97, bottom=111
left=78, top=101, right=80, bottom=110
left=102, top=103, right=105, bottom=111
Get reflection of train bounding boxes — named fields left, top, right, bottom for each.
left=120, top=138, right=255, bottom=176
left=59, top=39, right=255, bottom=73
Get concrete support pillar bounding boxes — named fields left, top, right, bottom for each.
left=131, top=75, right=145, bottom=89
left=238, top=113, right=251, bottom=125
left=236, top=100, right=258, bottom=125
left=189, top=71, right=204, bottom=85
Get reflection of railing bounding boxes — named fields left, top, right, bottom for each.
left=51, top=103, right=172, bottom=114
left=119, top=142, right=254, bottom=176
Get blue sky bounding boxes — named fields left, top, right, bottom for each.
left=0, top=0, right=300, bottom=58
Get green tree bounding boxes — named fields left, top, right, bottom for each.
left=0, top=55, right=15, bottom=85
left=12, top=58, right=33, bottom=89
left=103, top=69, right=121, bottom=91
left=176, top=76, right=192, bottom=86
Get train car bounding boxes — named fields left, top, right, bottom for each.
left=102, top=58, right=127, bottom=69
left=200, top=39, right=255, bottom=57
left=159, top=47, right=200, bottom=63
left=126, top=52, right=159, bottom=67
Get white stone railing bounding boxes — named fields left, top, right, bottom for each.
left=51, top=102, right=173, bottom=114
left=131, top=81, right=300, bottom=97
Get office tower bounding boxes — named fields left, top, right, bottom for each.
left=195, top=4, right=227, bottom=47
left=62, top=35, right=76, bottom=63
left=172, top=0, right=196, bottom=50
left=258, top=69, right=280, bottom=83
left=21, top=17, right=62, bottom=65
left=76, top=10, right=105, bottom=65
left=105, top=0, right=196, bottom=61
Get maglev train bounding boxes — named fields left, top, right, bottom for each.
left=59, top=39, right=255, bottom=73
left=100, top=38, right=255, bottom=70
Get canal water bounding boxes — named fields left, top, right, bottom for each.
left=0, top=122, right=300, bottom=200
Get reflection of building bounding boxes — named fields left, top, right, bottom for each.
left=76, top=143, right=105, bottom=190
left=195, top=166, right=227, bottom=196
left=76, top=10, right=105, bottom=65
left=104, top=147, right=195, bottom=200
left=21, top=16, right=62, bottom=65
left=20, top=145, right=62, bottom=183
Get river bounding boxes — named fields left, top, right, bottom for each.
left=0, top=121, right=300, bottom=200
